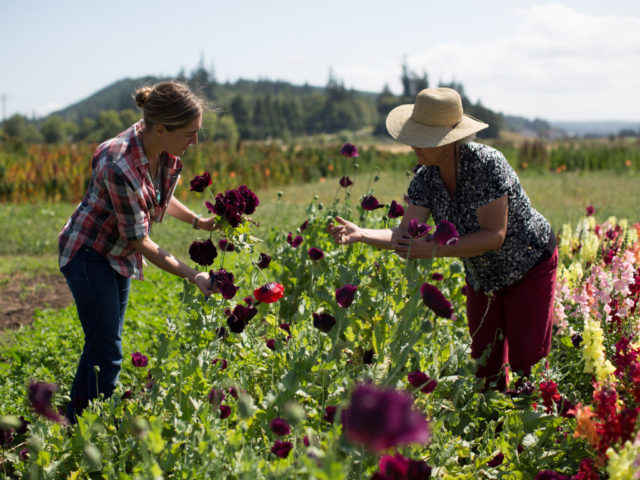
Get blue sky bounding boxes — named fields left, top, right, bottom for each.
left=2, top=0, right=639, bottom=122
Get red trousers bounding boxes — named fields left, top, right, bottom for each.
left=466, top=248, right=558, bottom=391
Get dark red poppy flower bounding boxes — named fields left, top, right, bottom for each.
left=266, top=339, right=276, bottom=351
left=243, top=296, right=254, bottom=306
left=215, top=327, right=227, bottom=339
left=487, top=452, right=504, bottom=467
left=287, top=232, right=303, bottom=248
left=408, top=370, right=437, bottom=394
left=208, top=388, right=226, bottom=406
left=257, top=253, right=271, bottom=269
left=271, top=440, right=293, bottom=458
left=15, top=417, right=30, bottom=435
left=28, top=382, right=66, bottom=424
left=336, top=284, right=358, bottom=308
left=226, top=304, right=258, bottom=333
left=408, top=218, right=432, bottom=239
left=221, top=282, right=240, bottom=300
left=219, top=405, right=231, bottom=419
left=340, top=143, right=359, bottom=158
left=209, top=268, right=235, bottom=293
left=131, top=352, right=148, bottom=368
left=238, top=185, right=259, bottom=215
left=146, top=370, right=155, bottom=390
left=339, top=176, right=353, bottom=188
left=308, top=247, right=324, bottom=261
left=534, top=472, right=572, bottom=480
left=121, top=390, right=132, bottom=400
left=363, top=349, right=374, bottom=365
left=430, top=219, right=459, bottom=246
left=219, top=238, right=235, bottom=252
left=205, top=188, right=251, bottom=227
left=361, top=195, right=385, bottom=211
left=571, top=333, right=583, bottom=348
left=555, top=397, right=575, bottom=418
left=379, top=454, right=409, bottom=478
left=212, top=358, right=228, bottom=370
left=408, top=459, right=432, bottom=480
left=342, top=384, right=430, bottom=452
left=313, top=313, right=336, bottom=333
left=431, top=273, right=443, bottom=281
left=270, top=417, right=291, bottom=436
left=388, top=200, right=404, bottom=219
left=228, top=386, right=238, bottom=399
left=189, top=239, right=218, bottom=266
left=323, top=406, right=337, bottom=424
left=586, top=205, right=595, bottom=217
left=420, top=283, right=454, bottom=319
left=20, top=449, right=29, bottom=460
left=517, top=444, right=524, bottom=454
left=461, top=286, right=467, bottom=296
left=0, top=429, right=14, bottom=448
left=300, top=219, right=309, bottom=231
left=279, top=323, right=291, bottom=334
left=254, top=283, right=285, bottom=304
left=303, top=435, right=310, bottom=447
left=189, top=172, right=212, bottom=192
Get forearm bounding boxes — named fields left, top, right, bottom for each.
left=167, top=198, right=201, bottom=227
left=132, top=236, right=198, bottom=282
left=360, top=226, right=408, bottom=250
left=435, top=229, right=505, bottom=258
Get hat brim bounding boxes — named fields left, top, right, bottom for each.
left=386, top=104, right=489, bottom=148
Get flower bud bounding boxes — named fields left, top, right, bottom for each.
left=421, top=320, right=433, bottom=333
left=354, top=163, right=360, bottom=169
left=277, top=191, right=284, bottom=198
left=238, top=394, right=255, bottom=418
left=234, top=245, right=241, bottom=253
left=499, top=333, right=504, bottom=341
left=374, top=175, right=380, bottom=182
left=93, top=366, right=100, bottom=373
left=317, top=203, right=323, bottom=210
left=406, top=171, right=411, bottom=177
left=314, top=195, right=318, bottom=200
left=449, top=262, right=464, bottom=274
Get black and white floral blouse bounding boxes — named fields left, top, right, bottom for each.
left=407, top=142, right=551, bottom=293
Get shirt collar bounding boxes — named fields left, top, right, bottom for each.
left=129, top=121, right=149, bottom=168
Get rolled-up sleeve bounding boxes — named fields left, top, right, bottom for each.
left=104, top=168, right=149, bottom=242
left=479, top=153, right=512, bottom=207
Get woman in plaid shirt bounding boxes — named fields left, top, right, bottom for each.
left=58, top=82, right=216, bottom=423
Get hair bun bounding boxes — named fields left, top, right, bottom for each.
left=135, top=87, right=153, bottom=108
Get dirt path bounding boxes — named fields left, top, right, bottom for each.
left=0, top=273, right=73, bottom=332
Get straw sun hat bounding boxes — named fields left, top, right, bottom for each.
left=386, top=88, right=489, bottom=148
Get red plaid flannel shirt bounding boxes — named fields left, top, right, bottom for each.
left=58, top=121, right=183, bottom=280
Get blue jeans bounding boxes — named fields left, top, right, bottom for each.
left=60, top=246, right=131, bottom=424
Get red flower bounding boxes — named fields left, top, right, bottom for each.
left=387, top=200, right=404, bottom=219
left=308, top=247, right=324, bottom=261
left=340, top=143, right=359, bottom=158
left=361, top=195, right=385, bottom=211
left=219, top=238, right=235, bottom=252
left=407, top=370, right=437, bottom=394
left=279, top=323, right=291, bottom=334
left=211, top=358, right=228, bottom=370
left=254, top=283, right=285, bottom=303
left=189, top=172, right=212, bottom=192
left=336, top=284, right=358, bottom=308
left=487, top=452, right=504, bottom=467
left=266, top=339, right=276, bottom=351
left=189, top=239, right=218, bottom=266
left=538, top=380, right=561, bottom=414
left=430, top=219, right=459, bottom=246
left=271, top=440, right=293, bottom=458
left=269, top=417, right=291, bottom=436
left=257, top=253, right=271, bottom=269
left=586, top=205, right=595, bottom=216
left=208, top=388, right=226, bottom=407
left=287, top=232, right=303, bottom=248
left=324, top=406, right=337, bottom=424
left=407, top=218, right=432, bottom=239
left=431, top=272, right=443, bottom=281
left=220, top=282, right=239, bottom=300
left=28, top=382, right=67, bottom=424
left=219, top=405, right=231, bottom=419
left=420, top=283, right=454, bottom=319
left=300, top=219, right=309, bottom=231
left=312, top=313, right=336, bottom=333
left=131, top=352, right=148, bottom=368
left=339, top=176, right=353, bottom=188
left=363, top=349, right=374, bottom=365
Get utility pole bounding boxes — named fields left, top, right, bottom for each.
left=1, top=94, right=6, bottom=124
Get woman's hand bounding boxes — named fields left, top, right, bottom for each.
left=327, top=216, right=363, bottom=245
left=393, top=237, right=437, bottom=259
left=192, top=271, right=216, bottom=297
left=198, top=216, right=221, bottom=232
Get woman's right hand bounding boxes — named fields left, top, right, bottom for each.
left=327, top=216, right=363, bottom=245
left=193, top=271, right=216, bottom=297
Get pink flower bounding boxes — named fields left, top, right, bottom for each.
left=340, top=143, right=359, bottom=158
left=131, top=352, right=148, bottom=368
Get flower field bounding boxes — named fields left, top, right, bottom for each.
left=1, top=146, right=640, bottom=479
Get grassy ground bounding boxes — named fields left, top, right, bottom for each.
left=0, top=170, right=638, bottom=277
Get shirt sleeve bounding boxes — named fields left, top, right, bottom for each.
left=104, top=168, right=149, bottom=242
left=477, top=150, right=512, bottom=208
left=407, top=167, right=432, bottom=209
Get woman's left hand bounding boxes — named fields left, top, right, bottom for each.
left=393, top=237, right=437, bottom=259
left=199, top=217, right=222, bottom=232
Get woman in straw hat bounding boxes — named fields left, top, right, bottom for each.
left=328, top=88, right=557, bottom=391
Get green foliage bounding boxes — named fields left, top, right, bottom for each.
left=40, top=115, right=67, bottom=143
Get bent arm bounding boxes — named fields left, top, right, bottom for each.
left=167, top=197, right=201, bottom=227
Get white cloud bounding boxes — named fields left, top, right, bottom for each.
left=337, top=4, right=640, bottom=120
left=36, top=102, right=63, bottom=117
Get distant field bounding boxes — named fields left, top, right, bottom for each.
left=0, top=169, right=638, bottom=277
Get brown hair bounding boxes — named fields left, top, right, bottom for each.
left=134, top=81, right=207, bottom=131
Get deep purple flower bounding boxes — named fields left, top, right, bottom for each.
left=228, top=386, right=238, bottom=399
left=324, top=406, right=337, bottom=424
left=571, top=333, right=583, bottom=348
left=303, top=435, right=310, bottom=447
left=131, top=352, right=148, bottom=368
left=388, top=200, right=404, bottom=219
left=219, top=238, right=235, bottom=252
left=122, top=390, right=132, bottom=400
left=429, top=219, right=459, bottom=246
left=221, top=282, right=240, bottom=300
left=339, top=176, right=353, bottom=188
left=517, top=444, right=524, bottom=454
left=555, top=397, right=576, bottom=418
left=271, top=440, right=293, bottom=459
left=0, top=429, right=13, bottom=448
left=300, top=219, right=309, bottom=231
left=308, top=247, right=324, bottom=261
left=189, top=172, right=212, bottom=192
left=219, top=405, right=231, bottom=419
left=379, top=454, right=409, bottom=478
left=208, top=388, right=226, bottom=407
left=361, top=195, right=385, bottom=211
left=20, top=449, right=29, bottom=460
left=254, top=283, right=285, bottom=303
left=342, top=384, right=430, bottom=452
left=586, top=205, right=595, bottom=217
left=28, top=382, right=66, bottom=424
left=146, top=370, right=155, bottom=390
left=287, top=232, right=303, bottom=248
left=209, top=268, right=235, bottom=293
left=340, top=143, right=359, bottom=158
left=431, top=272, right=444, bottom=281
left=420, top=283, right=454, bottom=319
left=408, top=370, right=437, bottom=394
left=189, top=239, right=218, bottom=266
left=257, top=253, right=271, bottom=269
left=226, top=304, right=258, bottom=333
left=461, top=286, right=467, bottom=296
left=407, top=218, right=432, bottom=239
left=363, top=349, right=374, bottom=365
left=212, top=358, right=228, bottom=370
left=407, top=459, right=432, bottom=480
left=487, top=452, right=504, bottom=467
left=336, top=284, right=358, bottom=308
left=238, top=185, right=260, bottom=215
left=266, top=339, right=276, bottom=351
left=243, top=296, right=254, bottom=306
left=16, top=417, right=30, bottom=435
left=534, top=472, right=572, bottom=480
left=279, top=323, right=291, bottom=334
left=312, top=313, right=336, bottom=333
left=270, top=417, right=291, bottom=436
left=215, top=326, right=227, bottom=339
